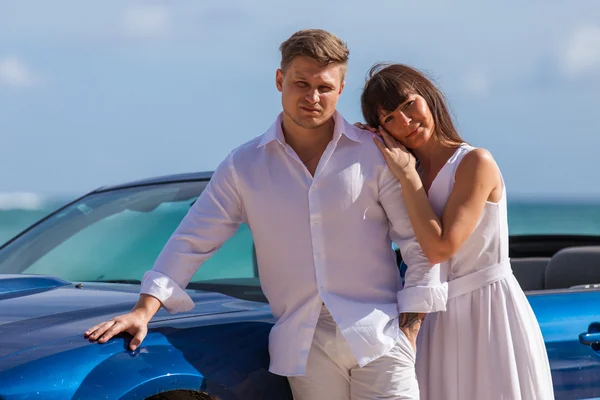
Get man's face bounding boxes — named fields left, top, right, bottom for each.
left=276, top=56, right=345, bottom=131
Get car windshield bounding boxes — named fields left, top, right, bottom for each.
left=0, top=181, right=257, bottom=286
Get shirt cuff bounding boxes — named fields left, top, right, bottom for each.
left=397, top=282, right=448, bottom=313
left=140, top=270, right=195, bottom=314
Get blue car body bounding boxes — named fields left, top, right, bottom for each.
left=0, top=172, right=599, bottom=400
left=0, top=275, right=291, bottom=400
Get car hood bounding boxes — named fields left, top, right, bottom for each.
left=0, top=274, right=267, bottom=360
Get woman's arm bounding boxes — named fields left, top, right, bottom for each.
left=374, top=132, right=502, bottom=264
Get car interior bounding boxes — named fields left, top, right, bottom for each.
left=506, top=235, right=600, bottom=291
left=512, top=247, right=600, bottom=291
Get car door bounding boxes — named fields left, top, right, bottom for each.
left=528, top=288, right=600, bottom=400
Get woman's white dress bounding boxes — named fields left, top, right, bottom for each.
left=415, top=143, right=555, bottom=400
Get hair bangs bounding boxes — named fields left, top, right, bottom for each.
left=361, top=71, right=413, bottom=128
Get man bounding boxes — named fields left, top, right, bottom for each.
left=85, top=29, right=447, bottom=399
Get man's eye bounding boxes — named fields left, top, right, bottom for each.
left=296, top=81, right=307, bottom=87
left=404, top=101, right=414, bottom=109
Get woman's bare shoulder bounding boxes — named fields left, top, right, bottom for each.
left=456, top=147, right=501, bottom=185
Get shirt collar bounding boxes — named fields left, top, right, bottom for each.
left=257, top=113, right=286, bottom=147
left=257, top=110, right=361, bottom=148
left=332, top=110, right=361, bottom=144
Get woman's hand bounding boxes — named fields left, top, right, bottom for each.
left=372, top=127, right=417, bottom=179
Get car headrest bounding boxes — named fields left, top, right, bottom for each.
left=544, top=246, right=600, bottom=289
left=510, top=258, right=549, bottom=291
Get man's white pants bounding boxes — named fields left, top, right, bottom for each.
left=288, top=305, right=419, bottom=400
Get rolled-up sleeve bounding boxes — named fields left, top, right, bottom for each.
left=378, top=167, right=448, bottom=314
left=140, top=152, right=245, bottom=313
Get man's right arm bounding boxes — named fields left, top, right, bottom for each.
left=84, top=152, right=245, bottom=349
left=140, top=152, right=246, bottom=314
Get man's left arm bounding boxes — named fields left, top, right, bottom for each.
left=378, top=166, right=448, bottom=344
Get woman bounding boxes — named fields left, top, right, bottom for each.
left=358, top=63, right=554, bottom=400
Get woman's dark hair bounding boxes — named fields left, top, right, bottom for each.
left=361, top=63, right=463, bottom=146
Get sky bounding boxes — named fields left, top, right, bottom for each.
left=1, top=0, right=599, bottom=200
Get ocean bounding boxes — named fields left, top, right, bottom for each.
left=1, top=194, right=600, bottom=247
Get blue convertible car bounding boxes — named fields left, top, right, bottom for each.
left=1, top=172, right=600, bottom=399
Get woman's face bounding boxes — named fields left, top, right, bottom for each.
left=378, top=93, right=435, bottom=149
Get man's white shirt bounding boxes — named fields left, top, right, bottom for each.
left=140, top=111, right=447, bottom=376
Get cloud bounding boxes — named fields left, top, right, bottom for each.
left=122, top=5, right=171, bottom=38
left=0, top=56, right=37, bottom=88
left=462, top=70, right=490, bottom=95
left=0, top=192, right=45, bottom=210
left=561, top=25, right=600, bottom=79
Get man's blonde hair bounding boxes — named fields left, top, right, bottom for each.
left=279, top=29, right=349, bottom=80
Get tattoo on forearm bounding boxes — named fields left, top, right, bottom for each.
left=399, top=313, right=422, bottom=332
